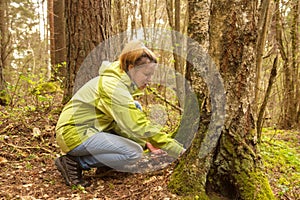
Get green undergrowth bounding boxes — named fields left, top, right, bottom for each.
left=260, top=128, right=300, bottom=200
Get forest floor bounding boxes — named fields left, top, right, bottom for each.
left=0, top=103, right=299, bottom=200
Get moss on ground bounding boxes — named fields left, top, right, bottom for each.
left=260, top=128, right=300, bottom=200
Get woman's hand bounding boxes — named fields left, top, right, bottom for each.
left=146, top=142, right=166, bottom=155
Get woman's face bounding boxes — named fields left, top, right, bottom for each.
left=128, top=59, right=156, bottom=90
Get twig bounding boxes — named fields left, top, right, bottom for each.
left=1, top=140, right=53, bottom=154
left=0, top=123, right=14, bottom=134
left=146, top=87, right=183, bottom=112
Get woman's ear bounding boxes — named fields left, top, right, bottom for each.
left=128, top=64, right=134, bottom=70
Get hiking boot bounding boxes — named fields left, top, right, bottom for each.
left=55, top=155, right=90, bottom=187
left=95, top=165, right=113, bottom=175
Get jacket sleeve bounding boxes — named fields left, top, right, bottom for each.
left=97, top=76, right=184, bottom=157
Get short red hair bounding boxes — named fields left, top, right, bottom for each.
left=119, top=40, right=157, bottom=72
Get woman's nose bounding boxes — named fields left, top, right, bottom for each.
left=147, top=75, right=152, bottom=82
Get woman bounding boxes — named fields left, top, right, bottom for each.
left=55, top=40, right=184, bottom=187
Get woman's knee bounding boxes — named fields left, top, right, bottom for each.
left=126, top=144, right=143, bottom=162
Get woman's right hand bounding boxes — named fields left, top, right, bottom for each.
left=146, top=142, right=167, bottom=155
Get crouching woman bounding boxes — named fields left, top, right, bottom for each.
left=55, top=41, right=185, bottom=187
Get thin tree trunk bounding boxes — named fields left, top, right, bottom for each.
left=53, top=0, right=66, bottom=64
left=257, top=55, right=278, bottom=143
left=254, top=0, right=272, bottom=113
left=112, top=0, right=127, bottom=51
left=48, top=0, right=55, bottom=66
left=51, top=0, right=66, bottom=82
left=291, top=0, right=300, bottom=127
left=0, top=0, right=8, bottom=90
left=140, top=0, right=148, bottom=39
left=275, top=0, right=292, bottom=129
left=165, top=0, right=185, bottom=108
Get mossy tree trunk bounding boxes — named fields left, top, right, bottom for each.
left=169, top=0, right=275, bottom=199
left=168, top=0, right=212, bottom=199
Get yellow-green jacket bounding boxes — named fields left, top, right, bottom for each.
left=56, top=61, right=183, bottom=157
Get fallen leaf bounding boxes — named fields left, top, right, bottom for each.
left=32, top=127, right=41, bottom=138
left=0, top=156, right=7, bottom=164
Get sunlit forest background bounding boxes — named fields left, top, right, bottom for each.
left=1, top=0, right=299, bottom=129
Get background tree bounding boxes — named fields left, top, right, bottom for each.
left=165, top=0, right=187, bottom=108
left=0, top=0, right=9, bottom=92
left=278, top=0, right=300, bottom=129
left=63, top=0, right=112, bottom=103
left=48, top=0, right=66, bottom=82
left=53, top=0, right=66, bottom=65
left=254, top=0, right=272, bottom=112
left=48, top=0, right=55, bottom=69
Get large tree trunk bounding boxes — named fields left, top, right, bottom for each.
left=207, top=0, right=274, bottom=199
left=63, top=0, right=112, bottom=103
left=169, top=0, right=275, bottom=199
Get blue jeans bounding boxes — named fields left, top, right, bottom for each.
left=68, top=132, right=143, bottom=172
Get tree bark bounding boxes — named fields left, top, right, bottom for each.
left=170, top=0, right=275, bottom=199
left=208, top=0, right=274, bottom=199
left=63, top=0, right=112, bottom=103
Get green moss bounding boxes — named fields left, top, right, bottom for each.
left=31, top=82, right=60, bottom=95
left=168, top=126, right=210, bottom=198
left=0, top=90, right=10, bottom=106
left=235, top=171, right=275, bottom=200
left=168, top=157, right=207, bottom=196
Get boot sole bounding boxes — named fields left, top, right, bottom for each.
left=55, top=157, right=72, bottom=186
left=55, top=156, right=91, bottom=187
